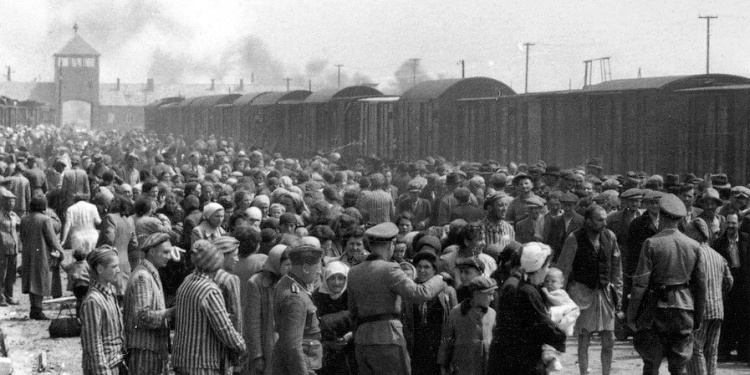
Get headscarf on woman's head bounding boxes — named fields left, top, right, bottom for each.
left=279, top=176, right=294, bottom=190
left=520, top=242, right=551, bottom=274
left=263, top=244, right=290, bottom=275
left=203, top=202, right=224, bottom=220
left=192, top=239, right=223, bottom=273
left=318, top=260, right=350, bottom=300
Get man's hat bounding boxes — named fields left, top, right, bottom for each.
left=524, top=195, right=545, bottom=208
left=467, top=276, right=498, bottom=294
left=560, top=192, right=579, bottom=204
left=621, top=188, right=643, bottom=200
left=711, top=174, right=731, bottom=190
left=456, top=256, right=485, bottom=272
left=365, top=222, right=399, bottom=242
left=601, top=179, right=620, bottom=191
left=731, top=186, right=750, bottom=199
left=700, top=188, right=723, bottom=205
left=586, top=157, right=604, bottom=170
left=408, top=178, right=424, bottom=192
left=543, top=165, right=561, bottom=177
left=642, top=190, right=665, bottom=201
left=288, top=244, right=324, bottom=264
left=659, top=194, right=687, bottom=218
left=512, top=173, right=532, bottom=186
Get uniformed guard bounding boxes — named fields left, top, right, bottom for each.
left=347, top=222, right=450, bottom=375
left=271, top=244, right=324, bottom=375
left=628, top=194, right=707, bottom=375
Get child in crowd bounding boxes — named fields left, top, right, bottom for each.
left=62, top=247, right=91, bottom=316
left=439, top=276, right=497, bottom=375
left=541, top=267, right=580, bottom=372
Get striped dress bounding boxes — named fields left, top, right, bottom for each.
left=173, top=271, right=246, bottom=374
left=80, top=280, right=125, bottom=375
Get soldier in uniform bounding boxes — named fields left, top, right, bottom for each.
left=628, top=194, right=707, bottom=375
left=347, top=222, right=450, bottom=375
left=271, top=244, right=324, bottom=375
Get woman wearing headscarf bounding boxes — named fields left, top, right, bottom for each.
left=244, top=244, right=292, bottom=375
left=403, top=251, right=457, bottom=375
left=192, top=202, right=227, bottom=247
left=488, top=242, right=566, bottom=374
left=312, top=261, right=356, bottom=375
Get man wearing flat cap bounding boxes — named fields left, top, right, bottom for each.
left=396, top=178, right=432, bottom=230
left=628, top=194, right=706, bottom=375
left=626, top=190, right=665, bottom=301
left=123, top=233, right=175, bottom=374
left=272, top=244, right=324, bottom=375
left=348, top=222, right=450, bottom=375
left=546, top=192, right=584, bottom=261
left=697, top=188, right=726, bottom=246
left=515, top=195, right=546, bottom=244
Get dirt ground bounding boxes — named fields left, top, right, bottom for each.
left=2, top=254, right=749, bottom=374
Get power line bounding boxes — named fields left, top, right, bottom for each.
left=699, top=15, right=718, bottom=74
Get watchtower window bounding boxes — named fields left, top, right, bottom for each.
left=71, top=58, right=83, bottom=67
left=58, top=58, right=69, bottom=67
left=84, top=58, right=95, bottom=67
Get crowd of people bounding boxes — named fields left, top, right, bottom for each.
left=0, top=123, right=744, bottom=375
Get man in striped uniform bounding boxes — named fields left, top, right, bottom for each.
left=80, top=246, right=126, bottom=375
left=173, top=240, right=246, bottom=375
left=123, top=233, right=175, bottom=374
left=212, top=236, right=243, bottom=373
left=684, top=218, right=734, bottom=375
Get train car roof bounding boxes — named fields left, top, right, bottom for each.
left=582, top=74, right=750, bottom=92
left=187, top=94, right=242, bottom=107
left=145, top=97, right=184, bottom=108
left=232, top=92, right=269, bottom=106
left=304, top=86, right=382, bottom=103
left=400, top=77, right=515, bottom=102
left=357, top=96, right=400, bottom=102
left=252, top=90, right=312, bottom=106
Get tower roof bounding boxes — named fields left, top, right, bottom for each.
left=55, top=34, right=100, bottom=56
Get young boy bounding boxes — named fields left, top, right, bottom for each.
left=61, top=247, right=90, bottom=316
left=541, top=267, right=581, bottom=372
left=439, top=276, right=497, bottom=375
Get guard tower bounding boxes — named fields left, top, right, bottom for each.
left=53, top=25, right=100, bottom=128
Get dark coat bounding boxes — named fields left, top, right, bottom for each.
left=488, top=274, right=566, bottom=375
left=545, top=212, right=584, bottom=260
left=626, top=214, right=659, bottom=277
left=21, top=212, right=64, bottom=296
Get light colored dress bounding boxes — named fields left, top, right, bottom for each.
left=62, top=200, right=101, bottom=252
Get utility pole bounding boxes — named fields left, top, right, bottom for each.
left=699, top=15, right=718, bottom=74
left=409, top=58, right=421, bottom=86
left=458, top=60, right=465, bottom=78
left=284, top=78, right=291, bottom=92
left=309, top=79, right=312, bottom=91
left=335, top=64, right=344, bottom=87
left=523, top=42, right=534, bottom=93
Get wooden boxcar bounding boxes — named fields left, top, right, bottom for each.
left=397, top=77, right=515, bottom=162
left=246, top=91, right=311, bottom=155
left=458, top=74, right=750, bottom=180
left=344, top=96, right=399, bottom=160
left=301, top=86, right=382, bottom=157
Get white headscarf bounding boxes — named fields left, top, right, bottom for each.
left=318, top=261, right=349, bottom=300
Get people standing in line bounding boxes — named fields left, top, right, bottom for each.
left=628, top=194, right=707, bottom=375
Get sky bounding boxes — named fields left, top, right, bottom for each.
left=1, top=0, right=748, bottom=94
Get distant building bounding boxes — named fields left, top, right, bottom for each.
left=0, top=29, right=279, bottom=131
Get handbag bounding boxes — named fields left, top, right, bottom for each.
left=49, top=302, right=81, bottom=338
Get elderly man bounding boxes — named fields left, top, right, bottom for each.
left=558, top=205, right=623, bottom=375
left=396, top=179, right=432, bottom=230
left=173, top=240, right=246, bottom=375
left=123, top=233, right=175, bottom=374
left=347, top=222, right=449, bottom=375
left=271, top=244, right=324, bottom=375
left=628, top=194, right=706, bottom=375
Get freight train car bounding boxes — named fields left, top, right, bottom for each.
left=458, top=74, right=750, bottom=179
left=245, top=90, right=311, bottom=155
left=344, top=97, right=399, bottom=160
left=301, top=86, right=382, bottom=157
left=0, top=97, right=55, bottom=127
left=397, top=78, right=515, bottom=162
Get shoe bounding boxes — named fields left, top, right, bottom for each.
left=30, top=311, right=49, bottom=320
